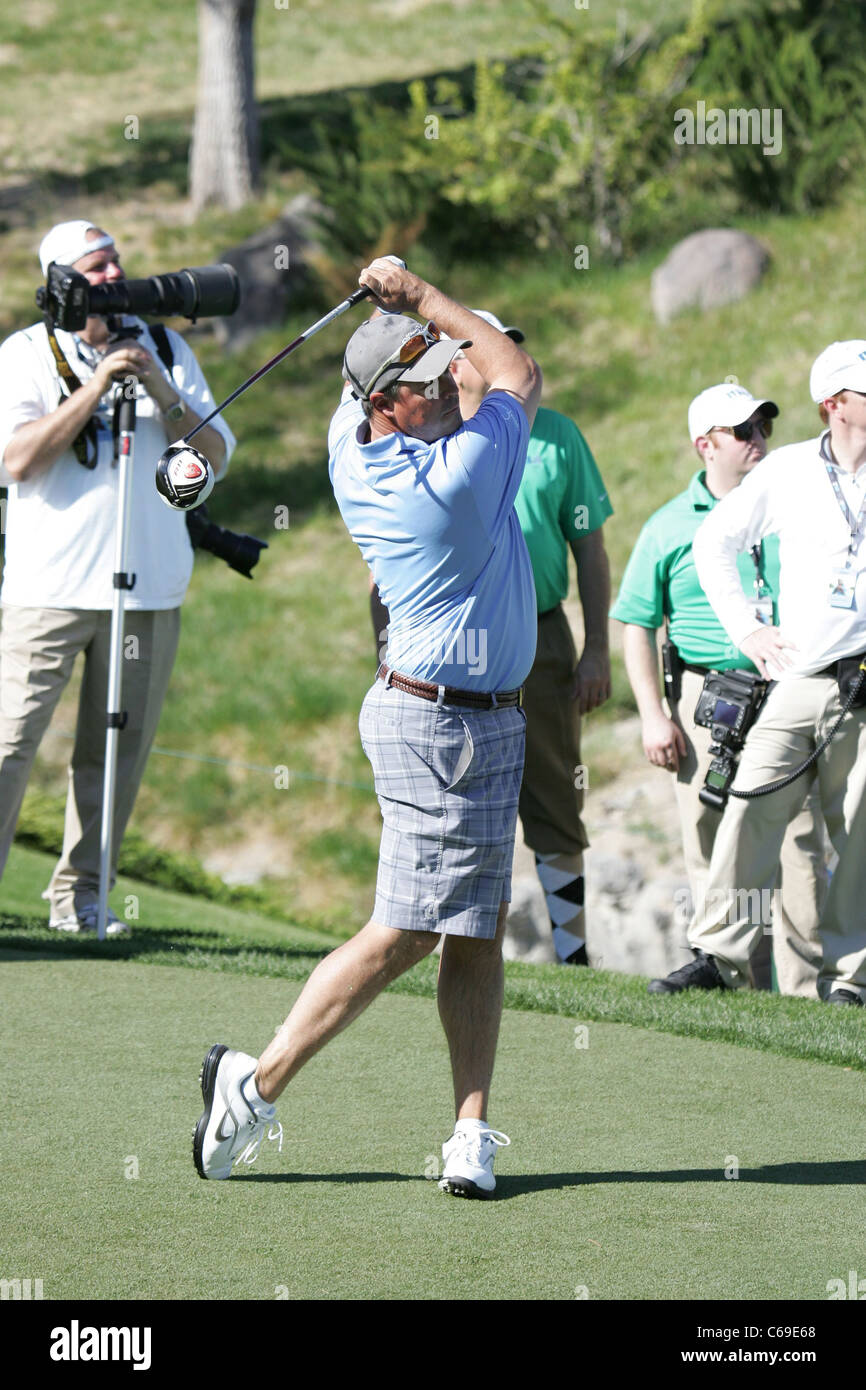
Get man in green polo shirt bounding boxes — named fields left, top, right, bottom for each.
left=369, top=310, right=613, bottom=963
left=610, top=382, right=824, bottom=994
left=450, top=312, right=613, bottom=964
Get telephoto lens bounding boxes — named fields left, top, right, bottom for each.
left=185, top=508, right=268, bottom=579
left=37, top=262, right=240, bottom=332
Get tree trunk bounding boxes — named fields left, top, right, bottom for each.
left=189, top=0, right=259, bottom=212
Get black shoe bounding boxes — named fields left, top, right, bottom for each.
left=648, top=949, right=727, bottom=995
left=562, top=943, right=588, bottom=966
left=827, top=989, right=864, bottom=1006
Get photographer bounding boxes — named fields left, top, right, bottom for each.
left=613, top=384, right=825, bottom=995
left=650, top=345, right=866, bottom=1004
left=0, top=221, right=235, bottom=933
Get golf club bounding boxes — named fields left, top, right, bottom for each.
left=182, top=255, right=407, bottom=448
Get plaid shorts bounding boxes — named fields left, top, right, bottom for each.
left=358, top=678, right=527, bottom=938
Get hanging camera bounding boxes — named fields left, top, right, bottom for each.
left=693, top=669, right=770, bottom=810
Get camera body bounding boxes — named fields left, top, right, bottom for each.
left=693, top=669, right=769, bottom=810
left=36, top=261, right=240, bottom=332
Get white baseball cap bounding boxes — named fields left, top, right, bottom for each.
left=448, top=307, right=525, bottom=360
left=688, top=382, right=779, bottom=442
left=38, top=221, right=115, bottom=276
left=809, top=340, right=866, bottom=403
left=468, top=308, right=525, bottom=343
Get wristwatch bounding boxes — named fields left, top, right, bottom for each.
left=163, top=397, right=186, bottom=422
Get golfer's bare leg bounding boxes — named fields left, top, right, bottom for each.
left=255, top=919, right=438, bottom=1102
left=437, top=901, right=507, bottom=1123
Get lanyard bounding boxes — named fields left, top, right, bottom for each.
left=749, top=543, right=769, bottom=592
left=44, top=318, right=101, bottom=469
left=825, top=462, right=866, bottom=565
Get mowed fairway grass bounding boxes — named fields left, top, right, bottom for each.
left=2, top=875, right=865, bottom=1301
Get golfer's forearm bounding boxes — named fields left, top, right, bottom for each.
left=622, top=623, right=666, bottom=718
left=3, top=379, right=104, bottom=481
left=415, top=284, right=540, bottom=402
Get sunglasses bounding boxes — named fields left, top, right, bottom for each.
left=363, top=321, right=441, bottom=398
left=712, top=416, right=772, bottom=442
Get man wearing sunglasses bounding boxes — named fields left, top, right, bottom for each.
left=613, top=383, right=824, bottom=995
left=371, top=307, right=613, bottom=967
left=193, top=258, right=543, bottom=1198
left=650, top=346, right=866, bottom=1003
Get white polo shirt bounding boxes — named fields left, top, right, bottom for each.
left=693, top=432, right=866, bottom=677
left=0, top=320, right=235, bottom=610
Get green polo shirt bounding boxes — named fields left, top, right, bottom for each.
left=514, top=406, right=613, bottom=616
left=609, top=470, right=779, bottom=671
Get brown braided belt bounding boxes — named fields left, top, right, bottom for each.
left=377, top=663, right=523, bottom=710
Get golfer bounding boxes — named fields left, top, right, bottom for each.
left=194, top=258, right=542, bottom=1197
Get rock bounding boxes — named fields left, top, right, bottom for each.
left=585, top=878, right=692, bottom=978
left=651, top=228, right=770, bottom=325
left=589, top=852, right=644, bottom=901
left=214, top=193, right=327, bottom=350
left=504, top=876, right=557, bottom=964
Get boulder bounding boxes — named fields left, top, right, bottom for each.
left=651, top=228, right=770, bottom=324
left=504, top=875, right=557, bottom=964
left=214, top=193, right=326, bottom=350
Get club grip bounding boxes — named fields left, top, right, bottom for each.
left=350, top=255, right=408, bottom=306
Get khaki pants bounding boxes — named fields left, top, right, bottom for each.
left=518, top=606, right=589, bottom=857
left=687, top=674, right=866, bottom=1001
left=0, top=605, right=180, bottom=915
left=672, top=669, right=825, bottom=996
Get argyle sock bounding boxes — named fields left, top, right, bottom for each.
left=534, top=851, right=586, bottom=962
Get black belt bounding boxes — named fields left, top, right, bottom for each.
left=817, top=656, right=864, bottom=679
left=377, top=664, right=523, bottom=709
left=537, top=604, right=562, bottom=622
left=683, top=662, right=711, bottom=677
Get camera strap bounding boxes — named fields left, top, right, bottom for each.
left=730, top=657, right=866, bottom=801
left=43, top=316, right=98, bottom=468
left=43, top=319, right=177, bottom=471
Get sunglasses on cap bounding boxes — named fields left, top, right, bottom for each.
left=362, top=321, right=442, bottom=398
left=712, top=416, right=772, bottom=442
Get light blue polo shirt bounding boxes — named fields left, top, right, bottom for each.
left=329, top=390, right=537, bottom=690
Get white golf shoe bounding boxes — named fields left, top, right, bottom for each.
left=48, top=905, right=130, bottom=936
left=438, top=1121, right=511, bottom=1199
left=193, top=1044, right=282, bottom=1180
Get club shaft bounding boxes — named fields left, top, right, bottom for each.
left=185, top=287, right=371, bottom=443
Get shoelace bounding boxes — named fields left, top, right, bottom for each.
left=233, top=1121, right=284, bottom=1169
left=457, top=1128, right=511, bottom=1163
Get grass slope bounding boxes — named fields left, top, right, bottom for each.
left=1, top=954, right=864, bottom=1301
left=0, top=0, right=695, bottom=176
left=14, top=184, right=866, bottom=934
left=4, top=847, right=866, bottom=1074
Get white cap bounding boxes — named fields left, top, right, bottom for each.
left=470, top=308, right=525, bottom=342
left=688, top=382, right=779, bottom=442
left=38, top=221, right=115, bottom=276
left=447, top=307, right=526, bottom=362
left=809, top=340, right=866, bottom=402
